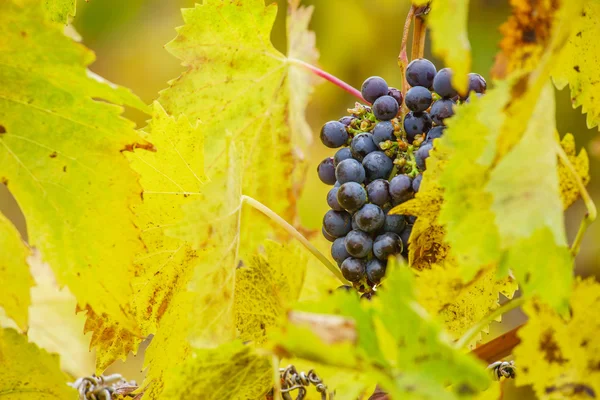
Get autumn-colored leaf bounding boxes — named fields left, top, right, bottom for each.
left=43, top=0, right=76, bottom=24
left=557, top=133, right=590, bottom=209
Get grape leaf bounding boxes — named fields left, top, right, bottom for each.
left=0, top=327, right=77, bottom=399
left=514, top=277, right=600, bottom=399
left=0, top=214, right=32, bottom=331
left=297, top=234, right=345, bottom=303
left=0, top=0, right=148, bottom=326
left=557, top=133, right=590, bottom=209
left=43, top=0, right=76, bottom=24
left=160, top=341, right=272, bottom=400
left=235, top=240, right=308, bottom=344
left=425, top=0, right=471, bottom=93
left=552, top=1, right=600, bottom=129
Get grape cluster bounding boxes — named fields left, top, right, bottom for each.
left=318, top=58, right=486, bottom=296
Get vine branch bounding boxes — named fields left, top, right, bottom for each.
left=410, top=14, right=427, bottom=61
left=455, top=297, right=526, bottom=350
left=398, top=5, right=416, bottom=96
left=555, top=142, right=597, bottom=256
left=288, top=58, right=367, bottom=104
left=242, top=195, right=349, bottom=285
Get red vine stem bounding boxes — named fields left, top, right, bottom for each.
left=288, top=58, right=368, bottom=104
left=398, top=5, right=416, bottom=97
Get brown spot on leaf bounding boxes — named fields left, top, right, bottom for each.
left=20, top=31, right=27, bottom=37
left=63, top=166, right=67, bottom=172
left=540, top=329, right=568, bottom=365
left=1, top=177, right=7, bottom=186
left=120, top=141, right=156, bottom=153
left=0, top=125, right=6, bottom=134
left=49, top=152, right=57, bottom=158
left=574, top=65, right=581, bottom=72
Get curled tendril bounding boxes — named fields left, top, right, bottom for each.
left=487, top=360, right=516, bottom=380
left=70, top=374, right=140, bottom=400
left=279, top=365, right=333, bottom=400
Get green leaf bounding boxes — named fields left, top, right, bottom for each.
left=161, top=341, right=272, bottom=400
left=0, top=327, right=77, bottom=399
left=0, top=0, right=147, bottom=327
left=0, top=214, right=32, bottom=331
left=552, top=1, right=600, bottom=130
left=43, top=0, right=76, bottom=24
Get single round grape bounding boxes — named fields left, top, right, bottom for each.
left=468, top=73, right=487, bottom=94
left=355, top=204, right=385, bottom=232
left=361, top=76, right=389, bottom=103
left=320, top=121, right=348, bottom=148
left=400, top=224, right=413, bottom=258
left=372, top=95, right=399, bottom=121
left=430, top=99, right=455, bottom=126
left=362, top=151, right=393, bottom=182
left=366, top=258, right=387, bottom=283
left=387, top=87, right=403, bottom=106
left=317, top=157, right=336, bottom=185
left=415, top=143, right=433, bottom=171
left=372, top=121, right=395, bottom=145
left=366, top=179, right=390, bottom=206
left=336, top=158, right=366, bottom=184
left=406, top=58, right=437, bottom=88
left=383, top=213, right=406, bottom=234
left=333, top=147, right=353, bottom=167
left=327, top=187, right=343, bottom=211
left=433, top=68, right=457, bottom=98
left=373, top=233, right=402, bottom=260
left=412, top=174, right=423, bottom=192
left=331, top=237, right=351, bottom=265
left=340, top=257, right=366, bottom=283
left=403, top=112, right=432, bottom=142
left=350, top=133, right=377, bottom=161
left=405, top=86, right=433, bottom=113
left=345, top=229, right=373, bottom=258
left=323, top=210, right=352, bottom=237
left=339, top=116, right=355, bottom=126
left=337, top=182, right=367, bottom=212
left=425, top=126, right=445, bottom=143
left=389, top=175, right=413, bottom=204
left=322, top=226, right=336, bottom=242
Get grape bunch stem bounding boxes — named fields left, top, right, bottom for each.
left=242, top=195, right=350, bottom=285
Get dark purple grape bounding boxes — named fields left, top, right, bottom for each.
left=317, top=157, right=336, bottom=185
left=383, top=213, right=406, bottom=234
left=345, top=229, right=373, bottom=258
left=361, top=76, right=389, bottom=103
left=340, top=257, right=366, bottom=282
left=362, top=151, right=393, bottom=182
left=337, top=182, right=367, bottom=212
left=366, top=258, right=387, bottom=283
left=333, top=147, right=353, bottom=167
left=468, top=73, right=487, bottom=94
left=339, top=116, right=355, bottom=126
left=331, top=237, right=351, bottom=265
left=387, top=87, right=403, bottom=106
left=415, top=143, right=432, bottom=171
left=389, top=175, right=413, bottom=204
left=336, top=159, right=366, bottom=184
left=400, top=224, right=413, bottom=258
left=425, top=126, right=445, bottom=143
left=320, top=121, right=348, bottom=148
left=406, top=215, right=417, bottom=224
left=430, top=99, right=455, bottom=126
left=327, top=187, right=343, bottom=211
left=350, top=133, right=377, bottom=162
left=403, top=112, right=432, bottom=142
left=412, top=174, right=423, bottom=192
left=322, top=226, right=336, bottom=242
left=372, top=121, right=395, bottom=145
left=372, top=95, right=399, bottom=121
left=405, top=86, right=433, bottom=113
left=406, top=58, right=437, bottom=89
left=323, top=210, right=352, bottom=237
left=432, top=68, right=458, bottom=98
left=351, top=213, right=359, bottom=230
left=366, top=179, right=390, bottom=206
left=373, top=233, right=402, bottom=260
left=355, top=204, right=385, bottom=232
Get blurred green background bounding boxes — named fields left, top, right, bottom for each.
left=1, top=0, right=597, bottom=396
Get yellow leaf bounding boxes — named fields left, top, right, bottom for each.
left=0, top=327, right=77, bottom=399
left=235, top=240, right=308, bottom=344
left=557, top=134, right=590, bottom=209
left=514, top=278, right=600, bottom=399
left=426, top=0, right=471, bottom=93
left=161, top=341, right=272, bottom=400
left=0, top=214, right=32, bottom=331
left=0, top=0, right=148, bottom=326
left=552, top=1, right=600, bottom=129
left=297, top=233, right=343, bottom=303
left=42, top=0, right=75, bottom=24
